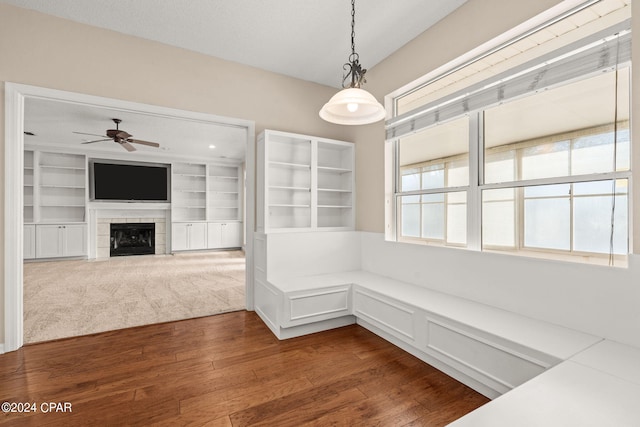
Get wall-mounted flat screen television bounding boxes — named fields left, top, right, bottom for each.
left=90, top=160, right=170, bottom=202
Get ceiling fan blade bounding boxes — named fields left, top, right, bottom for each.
left=116, top=130, right=132, bottom=139
left=120, top=141, right=136, bottom=152
left=81, top=139, right=111, bottom=144
left=128, top=138, right=160, bottom=148
left=73, top=131, right=109, bottom=138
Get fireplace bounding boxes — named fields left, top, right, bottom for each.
left=110, top=223, right=155, bottom=257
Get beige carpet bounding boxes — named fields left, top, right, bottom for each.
left=23, top=250, right=245, bottom=344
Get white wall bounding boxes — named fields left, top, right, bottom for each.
left=266, top=231, right=361, bottom=280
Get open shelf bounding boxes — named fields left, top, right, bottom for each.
left=258, top=130, right=354, bottom=232
left=33, top=152, right=87, bottom=224
left=268, top=205, right=312, bottom=229
left=208, top=164, right=241, bottom=221
left=172, top=162, right=207, bottom=221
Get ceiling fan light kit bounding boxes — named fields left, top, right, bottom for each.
left=319, top=0, right=385, bottom=126
left=74, top=118, right=161, bottom=152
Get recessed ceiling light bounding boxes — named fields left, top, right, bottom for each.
left=209, top=145, right=216, bottom=149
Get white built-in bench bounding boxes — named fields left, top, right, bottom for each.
left=252, top=231, right=640, bottom=424
left=449, top=339, right=640, bottom=426
left=254, top=270, right=601, bottom=398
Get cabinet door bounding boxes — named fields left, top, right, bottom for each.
left=24, top=225, right=36, bottom=259
left=63, top=224, right=87, bottom=257
left=36, top=225, right=63, bottom=258
left=172, top=223, right=190, bottom=251
left=222, top=223, right=242, bottom=248
left=207, top=222, right=223, bottom=249
left=189, top=222, right=207, bottom=250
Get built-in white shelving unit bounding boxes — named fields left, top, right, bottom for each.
left=38, top=152, right=87, bottom=223
left=171, top=161, right=243, bottom=252
left=22, top=151, right=244, bottom=258
left=24, top=150, right=34, bottom=224
left=208, top=164, right=241, bottom=222
left=24, top=150, right=88, bottom=259
left=257, top=130, right=354, bottom=232
left=316, top=140, right=354, bottom=229
left=171, top=162, right=207, bottom=222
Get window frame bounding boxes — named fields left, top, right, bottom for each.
left=395, top=117, right=472, bottom=247
left=393, top=116, right=632, bottom=264
left=388, top=29, right=632, bottom=265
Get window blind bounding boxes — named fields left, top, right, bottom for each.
left=386, top=20, right=631, bottom=141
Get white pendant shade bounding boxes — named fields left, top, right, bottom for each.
left=319, top=87, right=386, bottom=125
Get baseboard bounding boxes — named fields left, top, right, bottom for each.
left=278, top=316, right=356, bottom=340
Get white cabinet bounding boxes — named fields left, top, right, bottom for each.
left=24, top=224, right=36, bottom=259
left=222, top=222, right=242, bottom=247
left=172, top=222, right=207, bottom=251
left=35, top=224, right=87, bottom=258
left=257, top=130, right=354, bottom=232
left=207, top=222, right=242, bottom=249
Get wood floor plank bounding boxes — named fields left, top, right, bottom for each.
left=0, top=311, right=488, bottom=426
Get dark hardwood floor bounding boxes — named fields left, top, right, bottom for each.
left=0, top=311, right=489, bottom=426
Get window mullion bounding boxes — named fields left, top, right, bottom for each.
left=516, top=150, right=523, bottom=250
left=569, top=184, right=575, bottom=252
left=516, top=187, right=524, bottom=250
left=419, top=171, right=424, bottom=238
left=468, top=111, right=481, bottom=251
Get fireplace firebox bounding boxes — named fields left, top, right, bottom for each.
left=110, top=223, right=155, bottom=257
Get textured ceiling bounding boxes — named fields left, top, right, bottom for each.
left=0, top=0, right=467, bottom=88
left=23, top=97, right=249, bottom=162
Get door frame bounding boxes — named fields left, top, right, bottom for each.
left=4, top=83, right=256, bottom=352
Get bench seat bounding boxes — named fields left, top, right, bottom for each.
left=255, top=270, right=601, bottom=398
left=450, top=340, right=640, bottom=426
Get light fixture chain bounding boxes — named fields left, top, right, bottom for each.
left=320, top=0, right=385, bottom=124
left=343, top=0, right=365, bottom=88
left=351, top=0, right=356, bottom=57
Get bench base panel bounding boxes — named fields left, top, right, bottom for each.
left=356, top=317, right=501, bottom=399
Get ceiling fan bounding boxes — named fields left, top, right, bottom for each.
left=73, top=118, right=160, bottom=152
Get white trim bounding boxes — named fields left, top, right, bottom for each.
left=386, top=25, right=631, bottom=140
left=384, top=0, right=591, bottom=107
left=4, top=83, right=256, bottom=352
left=467, top=112, right=481, bottom=251
left=4, top=83, right=24, bottom=352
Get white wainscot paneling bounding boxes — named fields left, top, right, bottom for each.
left=424, top=317, right=551, bottom=394
left=254, top=279, right=280, bottom=336
left=284, top=286, right=350, bottom=327
left=353, top=287, right=416, bottom=342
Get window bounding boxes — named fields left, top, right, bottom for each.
left=387, top=0, right=631, bottom=266
left=397, top=116, right=468, bottom=246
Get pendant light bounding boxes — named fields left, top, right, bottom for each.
left=319, top=0, right=386, bottom=125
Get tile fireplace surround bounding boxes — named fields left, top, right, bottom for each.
left=97, top=217, right=166, bottom=258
